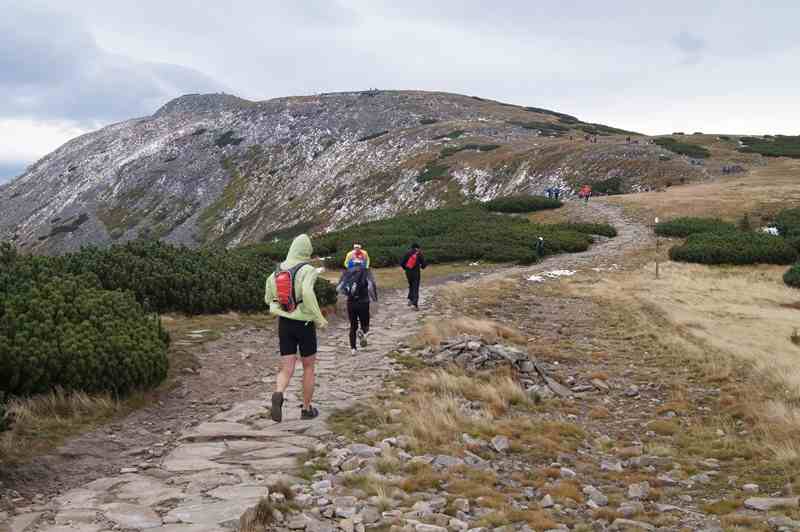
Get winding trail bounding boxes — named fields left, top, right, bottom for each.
left=2, top=201, right=651, bottom=532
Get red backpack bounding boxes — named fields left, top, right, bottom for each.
left=274, top=263, right=308, bottom=312
left=404, top=251, right=419, bottom=269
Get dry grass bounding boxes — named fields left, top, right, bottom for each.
left=543, top=479, right=584, bottom=503
left=0, top=388, right=126, bottom=463
left=415, top=316, right=526, bottom=348
left=581, top=260, right=800, bottom=461
left=604, top=157, right=800, bottom=225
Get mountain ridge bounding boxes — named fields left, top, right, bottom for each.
left=0, top=90, right=705, bottom=254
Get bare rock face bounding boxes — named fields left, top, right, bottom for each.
left=0, top=90, right=703, bottom=254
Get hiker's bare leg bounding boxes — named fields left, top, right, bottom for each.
left=276, top=355, right=297, bottom=393
left=301, top=355, right=316, bottom=409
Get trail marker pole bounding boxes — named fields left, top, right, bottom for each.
left=654, top=217, right=660, bottom=279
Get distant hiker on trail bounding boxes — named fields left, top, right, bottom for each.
left=344, top=243, right=370, bottom=269
left=545, top=188, right=552, bottom=199
left=264, top=234, right=327, bottom=423
left=401, top=243, right=426, bottom=310
left=579, top=185, right=592, bottom=203
left=536, top=236, right=545, bottom=257
left=337, top=264, right=378, bottom=355
left=554, top=188, right=561, bottom=200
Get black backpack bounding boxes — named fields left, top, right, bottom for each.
left=339, top=267, right=368, bottom=300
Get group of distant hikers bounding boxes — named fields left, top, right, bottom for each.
left=263, top=235, right=426, bottom=422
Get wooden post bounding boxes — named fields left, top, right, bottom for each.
left=654, top=217, right=660, bottom=279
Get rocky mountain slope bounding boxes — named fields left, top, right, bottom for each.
left=0, top=90, right=705, bottom=254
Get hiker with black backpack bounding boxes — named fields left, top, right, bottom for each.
left=264, top=234, right=327, bottom=422
left=337, top=264, right=378, bottom=355
left=343, top=243, right=370, bottom=269
left=401, top=243, right=426, bottom=310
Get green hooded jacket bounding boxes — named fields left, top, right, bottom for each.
left=264, top=234, right=328, bottom=328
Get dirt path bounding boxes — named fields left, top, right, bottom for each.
left=2, top=201, right=652, bottom=532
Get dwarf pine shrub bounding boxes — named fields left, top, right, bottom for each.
left=655, top=217, right=736, bottom=238
left=483, top=195, right=563, bottom=213
left=785, top=264, right=800, bottom=288
left=669, top=232, right=797, bottom=265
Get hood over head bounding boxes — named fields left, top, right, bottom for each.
left=281, top=234, right=313, bottom=268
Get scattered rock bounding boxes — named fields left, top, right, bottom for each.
left=611, top=518, right=655, bottom=531
left=490, top=436, right=509, bottom=453
left=582, top=486, right=608, bottom=506
left=541, top=494, right=554, bottom=508
left=618, top=501, right=644, bottom=518
left=744, top=497, right=800, bottom=511
left=742, top=483, right=759, bottom=494
left=627, top=482, right=650, bottom=500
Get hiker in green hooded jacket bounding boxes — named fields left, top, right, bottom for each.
left=264, top=234, right=328, bottom=422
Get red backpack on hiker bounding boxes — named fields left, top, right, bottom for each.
left=274, top=263, right=308, bottom=312
left=404, top=251, right=419, bottom=270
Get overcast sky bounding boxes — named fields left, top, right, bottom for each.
left=2, top=0, right=799, bottom=183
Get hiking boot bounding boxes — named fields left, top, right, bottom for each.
left=358, top=330, right=368, bottom=348
left=351, top=348, right=357, bottom=355
left=300, top=406, right=319, bottom=420
left=270, top=392, right=284, bottom=423
left=413, top=304, right=419, bottom=311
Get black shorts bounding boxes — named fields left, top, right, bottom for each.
left=278, top=317, right=317, bottom=357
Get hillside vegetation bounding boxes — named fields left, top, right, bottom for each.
left=0, top=90, right=703, bottom=255
left=251, top=200, right=616, bottom=268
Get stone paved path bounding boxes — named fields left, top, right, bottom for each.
left=3, top=289, right=429, bottom=532
left=2, top=201, right=648, bottom=532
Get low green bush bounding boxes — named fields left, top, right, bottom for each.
left=655, top=217, right=736, bottom=238
left=416, top=163, right=449, bottom=183
left=440, top=144, right=500, bottom=157
left=591, top=176, right=624, bottom=195
left=669, top=232, right=797, bottom=265
left=784, top=264, right=800, bottom=288
left=483, top=195, right=563, bottom=213
left=553, top=223, right=618, bottom=238
left=357, top=130, right=388, bottom=142
left=248, top=206, right=601, bottom=269
left=419, top=118, right=438, bottom=125
left=510, top=121, right=569, bottom=137
left=738, top=135, right=800, bottom=159
left=0, top=256, right=169, bottom=397
left=654, top=138, right=711, bottom=159
left=433, top=130, right=464, bottom=140
left=215, top=130, right=244, bottom=148
left=775, top=208, right=800, bottom=237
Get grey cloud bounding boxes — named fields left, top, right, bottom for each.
left=0, top=1, right=224, bottom=125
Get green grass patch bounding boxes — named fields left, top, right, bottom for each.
left=738, top=135, right=800, bottom=159
left=655, top=217, right=736, bottom=238
left=654, top=137, right=711, bottom=159
left=775, top=207, right=800, bottom=237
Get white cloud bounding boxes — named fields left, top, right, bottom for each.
left=0, top=119, right=90, bottom=164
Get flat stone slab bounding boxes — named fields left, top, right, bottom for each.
left=207, top=484, right=267, bottom=501
left=211, top=401, right=266, bottom=423
left=165, top=499, right=255, bottom=526
left=38, top=525, right=102, bottom=532
left=156, top=525, right=227, bottom=532
left=54, top=489, right=103, bottom=510
left=54, top=509, right=98, bottom=525
left=115, top=478, right=185, bottom=506
left=162, top=443, right=228, bottom=472
left=241, top=456, right=300, bottom=472
left=172, top=469, right=252, bottom=494
left=180, top=422, right=277, bottom=441
left=744, top=497, right=800, bottom=511
left=10, top=513, right=42, bottom=532
left=238, top=445, right=307, bottom=460
left=102, top=503, right=162, bottom=529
